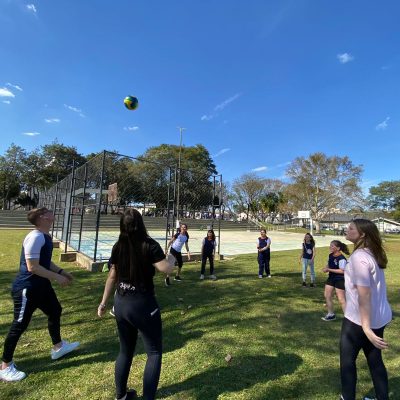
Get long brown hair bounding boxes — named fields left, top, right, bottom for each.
left=352, top=219, right=387, bottom=269
left=331, top=240, right=350, bottom=255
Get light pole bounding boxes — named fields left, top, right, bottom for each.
left=176, top=126, right=186, bottom=225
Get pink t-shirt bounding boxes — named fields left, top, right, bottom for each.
left=344, top=248, right=392, bottom=329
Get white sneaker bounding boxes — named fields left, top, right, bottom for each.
left=0, top=362, right=26, bottom=381
left=200, top=274, right=205, bottom=280
left=51, top=340, right=80, bottom=360
left=209, top=275, right=217, bottom=280
left=267, top=275, right=271, bottom=278
left=258, top=275, right=263, bottom=279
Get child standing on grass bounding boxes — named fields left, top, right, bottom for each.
left=257, top=229, right=271, bottom=278
left=165, top=223, right=190, bottom=286
left=299, top=233, right=316, bottom=287
left=0, top=208, right=79, bottom=382
left=321, top=240, right=349, bottom=321
left=200, top=229, right=217, bottom=280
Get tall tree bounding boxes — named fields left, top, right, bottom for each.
left=137, top=144, right=218, bottom=213
left=0, top=144, right=27, bottom=209
left=39, top=141, right=87, bottom=187
left=368, top=181, right=400, bottom=211
left=232, top=173, right=265, bottom=220
left=285, top=152, right=363, bottom=231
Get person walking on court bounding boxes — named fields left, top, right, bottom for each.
left=257, top=229, right=271, bottom=278
left=299, top=233, right=316, bottom=287
left=98, top=209, right=175, bottom=400
left=164, top=223, right=190, bottom=286
left=321, top=240, right=349, bottom=321
left=0, top=207, right=79, bottom=382
left=339, top=219, right=392, bottom=400
left=200, top=229, right=217, bottom=280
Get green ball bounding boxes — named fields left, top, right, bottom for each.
left=124, top=96, right=139, bottom=110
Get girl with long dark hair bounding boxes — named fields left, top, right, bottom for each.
left=98, top=209, right=175, bottom=400
left=340, top=219, right=392, bottom=400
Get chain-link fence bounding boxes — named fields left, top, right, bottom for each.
left=39, top=151, right=223, bottom=262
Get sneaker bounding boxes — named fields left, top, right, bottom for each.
left=258, top=275, right=263, bottom=279
left=302, top=281, right=307, bottom=287
left=51, top=340, right=80, bottom=360
left=0, top=362, right=26, bottom=381
left=109, top=306, right=115, bottom=317
left=321, top=313, right=336, bottom=321
left=267, top=275, right=271, bottom=278
left=165, top=277, right=170, bottom=286
left=362, top=397, right=377, bottom=400
left=116, top=389, right=138, bottom=400
left=200, top=274, right=205, bottom=280
left=174, top=276, right=182, bottom=282
left=209, top=274, right=217, bottom=280
left=310, top=283, right=315, bottom=288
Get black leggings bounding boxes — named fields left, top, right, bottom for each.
left=201, top=253, right=214, bottom=275
left=340, top=318, right=388, bottom=400
left=114, top=291, right=162, bottom=400
left=2, top=285, right=62, bottom=363
left=170, top=248, right=183, bottom=270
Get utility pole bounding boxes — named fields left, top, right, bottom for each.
left=176, top=126, right=186, bottom=225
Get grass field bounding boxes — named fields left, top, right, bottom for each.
left=0, top=230, right=399, bottom=400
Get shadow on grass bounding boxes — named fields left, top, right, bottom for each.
left=158, top=353, right=302, bottom=400
left=363, top=376, right=400, bottom=400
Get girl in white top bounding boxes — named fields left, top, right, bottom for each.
left=340, top=219, right=392, bottom=400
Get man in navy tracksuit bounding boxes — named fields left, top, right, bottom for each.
left=0, top=208, right=79, bottom=382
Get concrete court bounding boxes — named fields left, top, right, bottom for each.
left=68, top=229, right=348, bottom=260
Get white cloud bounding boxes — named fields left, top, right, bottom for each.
left=201, top=93, right=242, bottom=121
left=214, top=93, right=241, bottom=111
left=0, top=87, right=15, bottom=98
left=337, top=53, right=354, bottom=64
left=252, top=166, right=268, bottom=172
left=64, top=104, right=85, bottom=117
left=2, top=100, right=11, bottom=104
left=26, top=4, right=37, bottom=13
left=123, top=126, right=139, bottom=131
left=6, top=82, right=23, bottom=91
left=376, top=117, right=390, bottom=131
left=22, top=132, right=40, bottom=136
left=213, top=148, right=231, bottom=158
left=45, top=118, right=60, bottom=123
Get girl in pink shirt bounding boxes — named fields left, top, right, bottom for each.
left=340, top=219, right=392, bottom=400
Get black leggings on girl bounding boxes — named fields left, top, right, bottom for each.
left=114, top=291, right=162, bottom=400
left=340, top=318, right=388, bottom=400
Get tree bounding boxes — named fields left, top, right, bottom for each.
left=0, top=144, right=27, bottom=209
left=285, top=152, right=363, bottom=232
left=368, top=181, right=400, bottom=211
left=39, top=141, right=87, bottom=187
left=137, top=144, right=218, bottom=214
left=232, top=173, right=265, bottom=221
left=260, top=192, right=284, bottom=223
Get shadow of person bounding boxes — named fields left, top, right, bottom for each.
left=157, top=352, right=302, bottom=400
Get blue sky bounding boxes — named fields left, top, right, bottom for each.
left=0, top=0, right=399, bottom=189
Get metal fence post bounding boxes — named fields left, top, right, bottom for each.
left=93, top=151, right=106, bottom=262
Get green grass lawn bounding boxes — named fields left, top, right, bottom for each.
left=0, top=230, right=399, bottom=400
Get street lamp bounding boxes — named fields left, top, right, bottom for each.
left=176, top=126, right=186, bottom=224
